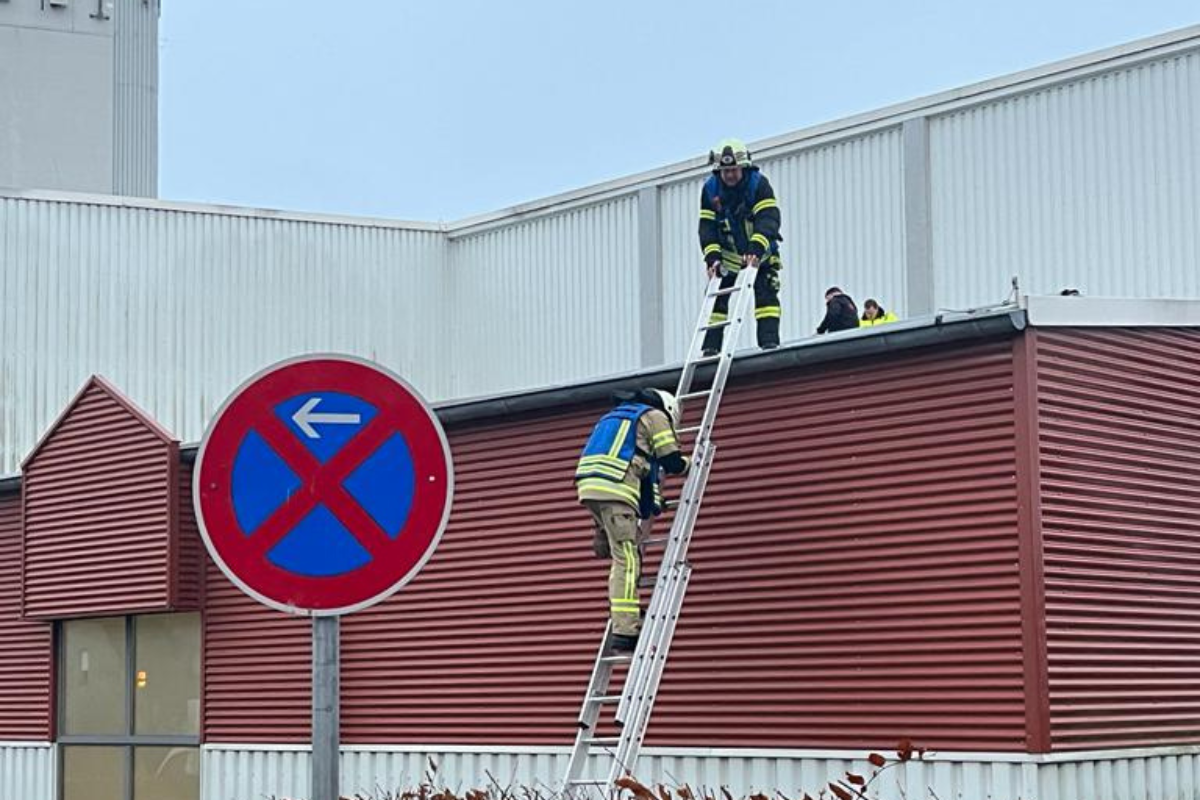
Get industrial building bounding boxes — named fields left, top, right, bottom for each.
left=2, top=7, right=1200, bottom=800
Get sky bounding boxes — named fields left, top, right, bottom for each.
left=159, top=1, right=1199, bottom=223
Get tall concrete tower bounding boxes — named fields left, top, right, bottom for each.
left=0, top=0, right=158, bottom=196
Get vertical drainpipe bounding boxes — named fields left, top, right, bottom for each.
left=637, top=185, right=665, bottom=368
left=903, top=117, right=934, bottom=317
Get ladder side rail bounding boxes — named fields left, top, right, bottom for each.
left=613, top=441, right=712, bottom=724
left=676, top=275, right=724, bottom=399
left=691, top=266, right=757, bottom=447
left=563, top=621, right=622, bottom=786
left=614, top=444, right=716, bottom=727
left=610, top=564, right=694, bottom=779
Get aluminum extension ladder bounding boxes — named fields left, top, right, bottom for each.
left=562, top=264, right=760, bottom=796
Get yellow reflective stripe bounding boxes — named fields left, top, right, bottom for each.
left=703, top=243, right=722, bottom=256
left=750, top=233, right=770, bottom=250
left=699, top=209, right=716, bottom=220
left=709, top=312, right=728, bottom=322
left=626, top=541, right=637, bottom=600
left=755, top=306, right=782, bottom=319
left=752, top=198, right=778, bottom=214
left=576, top=464, right=626, bottom=480
left=606, top=419, right=631, bottom=458
left=651, top=430, right=676, bottom=448
left=576, top=480, right=639, bottom=504
left=578, top=454, right=626, bottom=467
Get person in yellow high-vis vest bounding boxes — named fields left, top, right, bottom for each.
left=575, top=389, right=690, bottom=650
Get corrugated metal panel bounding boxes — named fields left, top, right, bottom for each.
left=443, top=196, right=640, bottom=399
left=0, top=743, right=54, bottom=800
left=930, top=51, right=1200, bottom=309
left=659, top=130, right=906, bottom=362
left=0, top=495, right=52, bottom=739
left=197, top=338, right=1030, bottom=747
left=202, top=744, right=1200, bottom=800
left=1035, top=328, right=1200, bottom=750
left=21, top=377, right=177, bottom=618
left=0, top=196, right=447, bottom=474
left=176, top=463, right=204, bottom=611
left=202, top=554, right=311, bottom=742
left=112, top=0, right=158, bottom=197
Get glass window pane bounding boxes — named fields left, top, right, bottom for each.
left=62, top=618, right=126, bottom=735
left=63, top=746, right=124, bottom=800
left=134, top=613, right=201, bottom=735
left=135, top=746, right=200, bottom=800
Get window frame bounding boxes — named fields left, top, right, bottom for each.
left=56, top=615, right=202, bottom=800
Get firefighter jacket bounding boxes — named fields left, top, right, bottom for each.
left=698, top=168, right=782, bottom=273
left=575, top=403, right=685, bottom=519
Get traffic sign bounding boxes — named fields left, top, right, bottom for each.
left=193, top=355, right=454, bottom=615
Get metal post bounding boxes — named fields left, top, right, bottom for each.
left=312, top=615, right=340, bottom=800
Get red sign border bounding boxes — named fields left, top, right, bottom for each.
left=192, top=354, right=454, bottom=617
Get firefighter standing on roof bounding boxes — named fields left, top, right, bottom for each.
left=698, top=138, right=783, bottom=354
left=575, top=389, right=690, bottom=651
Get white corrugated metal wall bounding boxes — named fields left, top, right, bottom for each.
left=930, top=48, right=1200, bottom=309
left=0, top=743, right=53, bottom=800
left=200, top=744, right=1200, bottom=800
left=112, top=0, right=158, bottom=197
left=0, top=196, right=445, bottom=474
left=444, top=195, right=639, bottom=399
left=2, top=27, right=1199, bottom=474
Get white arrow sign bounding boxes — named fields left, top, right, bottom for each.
left=292, top=397, right=362, bottom=439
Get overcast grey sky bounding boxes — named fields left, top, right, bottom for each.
left=159, top=1, right=1199, bottom=222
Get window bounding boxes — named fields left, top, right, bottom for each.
left=59, top=614, right=201, bottom=800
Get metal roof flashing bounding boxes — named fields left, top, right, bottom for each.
left=1020, top=295, right=1200, bottom=327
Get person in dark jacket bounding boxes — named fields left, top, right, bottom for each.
left=816, top=287, right=860, bottom=334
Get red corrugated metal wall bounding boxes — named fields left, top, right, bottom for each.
left=176, top=465, right=205, bottom=611
left=0, top=491, right=53, bottom=739
left=204, top=338, right=1032, bottom=750
left=1036, top=328, right=1200, bottom=750
left=22, top=378, right=179, bottom=619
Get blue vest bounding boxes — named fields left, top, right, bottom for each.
left=575, top=403, right=663, bottom=518
left=703, top=169, right=780, bottom=258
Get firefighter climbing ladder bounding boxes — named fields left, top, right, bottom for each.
left=563, top=264, right=761, bottom=796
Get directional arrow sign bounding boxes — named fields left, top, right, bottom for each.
left=292, top=396, right=363, bottom=439
left=193, top=354, right=454, bottom=616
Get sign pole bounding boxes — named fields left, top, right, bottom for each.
left=312, top=615, right=340, bottom=800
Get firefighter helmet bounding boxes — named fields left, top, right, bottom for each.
left=644, top=389, right=681, bottom=428
left=708, top=138, right=753, bottom=169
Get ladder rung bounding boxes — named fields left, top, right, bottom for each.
left=568, top=779, right=608, bottom=785
left=690, top=353, right=722, bottom=366
left=699, top=320, right=731, bottom=332
left=643, top=536, right=667, bottom=547
left=678, top=390, right=711, bottom=403
left=676, top=425, right=701, bottom=436
left=638, top=576, right=656, bottom=589
left=589, top=694, right=622, bottom=704
left=707, top=285, right=742, bottom=298
left=585, top=737, right=621, bottom=745
left=600, top=654, right=632, bottom=663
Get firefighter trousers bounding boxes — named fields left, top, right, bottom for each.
left=702, top=263, right=782, bottom=352
left=584, top=499, right=642, bottom=637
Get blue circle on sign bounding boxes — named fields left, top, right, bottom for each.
left=229, top=391, right=417, bottom=577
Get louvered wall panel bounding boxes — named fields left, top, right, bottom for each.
left=0, top=492, right=52, bottom=739
left=1035, top=328, right=1200, bottom=750
left=202, top=549, right=312, bottom=742
left=176, top=463, right=205, bottom=611
left=22, top=381, right=176, bottom=618
left=330, top=338, right=1026, bottom=749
